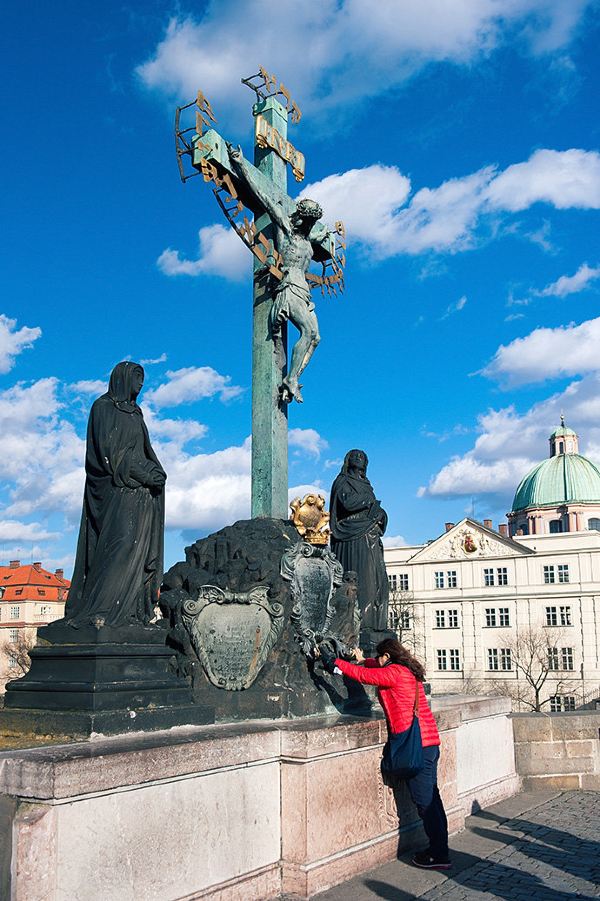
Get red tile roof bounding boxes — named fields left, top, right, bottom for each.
left=0, top=562, right=70, bottom=603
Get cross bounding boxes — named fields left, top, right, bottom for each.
left=175, top=69, right=345, bottom=521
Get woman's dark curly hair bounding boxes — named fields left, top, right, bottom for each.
left=376, top=638, right=426, bottom=682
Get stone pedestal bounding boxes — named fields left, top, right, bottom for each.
left=2, top=621, right=213, bottom=737
left=0, top=695, right=520, bottom=900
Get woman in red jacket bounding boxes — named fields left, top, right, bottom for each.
left=321, top=638, right=450, bottom=870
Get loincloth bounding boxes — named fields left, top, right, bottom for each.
left=270, top=281, right=315, bottom=329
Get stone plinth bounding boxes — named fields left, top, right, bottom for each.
left=0, top=695, right=520, bottom=901
left=513, top=710, right=600, bottom=790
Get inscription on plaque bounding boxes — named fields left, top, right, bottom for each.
left=182, top=585, right=284, bottom=690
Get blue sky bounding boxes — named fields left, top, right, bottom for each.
left=2, top=0, right=600, bottom=573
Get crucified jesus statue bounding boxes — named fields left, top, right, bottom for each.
left=228, top=143, right=323, bottom=404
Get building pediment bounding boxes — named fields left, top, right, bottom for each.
left=408, top=519, right=534, bottom=563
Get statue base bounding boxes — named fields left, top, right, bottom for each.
left=3, top=620, right=214, bottom=735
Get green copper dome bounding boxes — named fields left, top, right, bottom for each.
left=512, top=453, right=600, bottom=512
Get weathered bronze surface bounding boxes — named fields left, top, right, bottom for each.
left=182, top=585, right=284, bottom=690
left=281, top=541, right=343, bottom=655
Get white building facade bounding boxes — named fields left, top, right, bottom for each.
left=385, top=519, right=600, bottom=710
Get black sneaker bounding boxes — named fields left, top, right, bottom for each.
left=411, top=850, right=452, bottom=870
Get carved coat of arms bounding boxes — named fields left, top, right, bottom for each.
left=182, top=585, right=284, bottom=690
left=281, top=542, right=343, bottom=654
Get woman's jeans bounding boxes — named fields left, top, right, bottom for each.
left=406, top=745, right=449, bottom=859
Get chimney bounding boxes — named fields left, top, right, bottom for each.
left=9, top=560, right=19, bottom=568
left=55, top=568, right=64, bottom=580
left=499, top=524, right=508, bottom=537
left=33, top=562, right=42, bottom=572
left=444, top=522, right=455, bottom=533
left=483, top=519, right=493, bottom=530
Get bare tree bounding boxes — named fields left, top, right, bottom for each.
left=387, top=589, right=423, bottom=656
left=490, top=627, right=582, bottom=712
left=3, top=632, right=36, bottom=682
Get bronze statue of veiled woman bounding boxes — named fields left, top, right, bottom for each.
left=330, top=449, right=389, bottom=632
left=64, top=361, right=166, bottom=629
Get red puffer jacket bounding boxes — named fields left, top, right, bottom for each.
left=335, top=658, right=440, bottom=747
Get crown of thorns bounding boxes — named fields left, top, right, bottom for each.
left=294, top=198, right=323, bottom=220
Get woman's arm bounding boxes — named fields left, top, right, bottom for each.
left=335, top=659, right=400, bottom=687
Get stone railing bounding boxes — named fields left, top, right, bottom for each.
left=512, top=710, right=600, bottom=790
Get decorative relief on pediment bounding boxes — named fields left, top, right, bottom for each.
left=417, top=526, right=512, bottom=562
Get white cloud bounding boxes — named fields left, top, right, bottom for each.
left=289, top=428, right=328, bottom=459
left=136, top=2, right=591, bottom=121
left=145, top=366, right=244, bottom=408
left=0, top=521, right=59, bottom=543
left=483, top=316, right=600, bottom=386
left=382, top=534, right=408, bottom=548
left=441, top=295, right=468, bottom=319
left=157, top=224, right=249, bottom=281
left=288, top=484, right=329, bottom=507
left=302, top=149, right=600, bottom=260
left=0, top=315, right=42, bottom=374
left=70, top=379, right=106, bottom=395
left=485, top=149, right=600, bottom=211
left=419, top=372, right=600, bottom=504
left=140, top=353, right=168, bottom=365
left=536, top=262, right=600, bottom=298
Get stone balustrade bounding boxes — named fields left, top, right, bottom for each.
left=512, top=709, right=600, bottom=790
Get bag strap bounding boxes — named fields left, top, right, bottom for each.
left=413, top=678, right=420, bottom=717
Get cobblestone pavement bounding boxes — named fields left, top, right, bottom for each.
left=314, top=791, right=600, bottom=900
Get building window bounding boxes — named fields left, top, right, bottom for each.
left=398, top=573, right=409, bottom=591
left=483, top=568, right=495, bottom=587
left=448, top=609, right=459, bottom=628
left=485, top=608, right=497, bottom=627
left=434, top=571, right=445, bottom=589
left=559, top=606, right=572, bottom=626
left=14, top=588, right=23, bottom=596
left=557, top=564, right=569, bottom=584
left=0, top=587, right=4, bottom=599
left=436, top=650, right=447, bottom=671
left=544, top=565, right=556, bottom=584
left=487, top=649, right=499, bottom=671
left=9, top=628, right=19, bottom=642
left=546, top=606, right=558, bottom=626
left=549, top=520, right=563, bottom=533
left=435, top=610, right=446, bottom=628
left=561, top=647, right=574, bottom=670
left=388, top=574, right=397, bottom=591
left=389, top=608, right=411, bottom=631
left=550, top=695, right=576, bottom=712
left=39, top=605, right=51, bottom=615
left=10, top=606, right=20, bottom=620
left=498, top=607, right=510, bottom=627
left=449, top=649, right=461, bottom=671
left=497, top=567, right=508, bottom=586
left=500, top=648, right=512, bottom=671
left=547, top=647, right=559, bottom=670
left=588, top=518, right=600, bottom=531
left=447, top=571, right=457, bottom=588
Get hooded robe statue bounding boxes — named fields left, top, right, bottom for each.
left=329, top=450, right=389, bottom=632
left=64, top=361, right=166, bottom=628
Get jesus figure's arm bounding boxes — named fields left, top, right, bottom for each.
left=227, top=144, right=291, bottom=235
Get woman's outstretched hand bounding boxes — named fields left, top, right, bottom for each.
left=352, top=647, right=365, bottom=663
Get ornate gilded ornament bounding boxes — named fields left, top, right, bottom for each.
left=281, top=542, right=343, bottom=654
left=182, top=585, right=284, bottom=690
left=289, top=493, right=330, bottom=545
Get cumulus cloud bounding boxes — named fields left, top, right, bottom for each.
left=382, top=534, right=408, bottom=548
left=486, top=149, right=600, bottom=211
left=0, top=521, right=60, bottom=543
left=536, top=262, right=600, bottom=298
left=136, top=2, right=591, bottom=121
left=157, top=224, right=249, bottom=281
left=420, top=373, right=600, bottom=504
left=301, top=149, right=600, bottom=260
left=289, top=428, right=328, bottom=459
left=0, top=315, right=42, bottom=374
left=145, top=366, right=244, bottom=408
left=482, top=316, right=600, bottom=386
left=140, top=353, right=168, bottom=365
left=70, top=379, right=106, bottom=395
